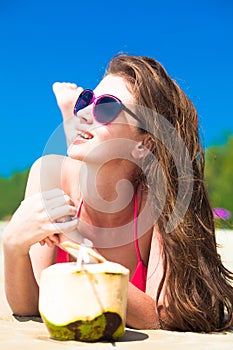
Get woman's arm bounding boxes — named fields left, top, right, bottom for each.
left=3, top=156, right=78, bottom=315
left=126, top=282, right=160, bottom=329
left=3, top=242, right=41, bottom=316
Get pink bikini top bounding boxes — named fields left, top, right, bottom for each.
left=56, top=194, right=147, bottom=292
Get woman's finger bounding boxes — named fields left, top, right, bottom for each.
left=49, top=234, right=60, bottom=245
left=45, top=195, right=74, bottom=213
left=49, top=205, right=77, bottom=222
left=43, top=218, right=78, bottom=236
left=40, top=188, right=66, bottom=201
left=43, top=237, right=55, bottom=248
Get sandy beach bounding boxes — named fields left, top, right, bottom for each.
left=1, top=221, right=233, bottom=349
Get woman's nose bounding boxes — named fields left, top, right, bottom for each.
left=76, top=105, right=93, bottom=124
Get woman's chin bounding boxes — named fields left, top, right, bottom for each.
left=67, top=145, right=81, bottom=160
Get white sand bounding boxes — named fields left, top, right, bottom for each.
left=215, top=229, right=233, bottom=272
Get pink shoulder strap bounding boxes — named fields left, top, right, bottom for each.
left=75, top=197, right=83, bottom=218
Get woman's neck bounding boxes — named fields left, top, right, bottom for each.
left=78, top=161, right=139, bottom=227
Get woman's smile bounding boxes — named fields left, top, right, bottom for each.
left=73, top=130, right=93, bottom=143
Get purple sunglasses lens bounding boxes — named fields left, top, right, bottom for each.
left=74, top=90, right=93, bottom=114
left=94, top=96, right=122, bottom=124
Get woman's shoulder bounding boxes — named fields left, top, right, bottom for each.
left=25, top=155, right=81, bottom=195
left=30, top=154, right=68, bottom=169
left=30, top=154, right=81, bottom=174
left=28, top=154, right=66, bottom=183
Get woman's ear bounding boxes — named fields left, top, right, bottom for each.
left=131, top=141, right=150, bottom=159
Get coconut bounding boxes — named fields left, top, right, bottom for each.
left=39, top=242, right=129, bottom=342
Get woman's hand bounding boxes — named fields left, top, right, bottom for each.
left=3, top=188, right=78, bottom=256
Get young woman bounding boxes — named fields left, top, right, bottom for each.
left=3, top=54, right=233, bottom=332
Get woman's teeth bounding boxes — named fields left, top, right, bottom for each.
left=77, top=131, right=93, bottom=139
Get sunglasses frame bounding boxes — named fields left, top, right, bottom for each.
left=73, top=89, right=143, bottom=126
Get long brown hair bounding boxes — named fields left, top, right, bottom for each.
left=106, top=54, right=233, bottom=332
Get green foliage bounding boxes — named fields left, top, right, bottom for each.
left=0, top=169, right=30, bottom=220
left=205, top=135, right=233, bottom=229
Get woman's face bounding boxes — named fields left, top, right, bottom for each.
left=67, top=74, right=144, bottom=164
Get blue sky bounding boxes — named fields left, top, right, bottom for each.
left=0, top=0, right=233, bottom=177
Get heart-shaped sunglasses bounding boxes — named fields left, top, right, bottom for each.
left=73, top=89, right=142, bottom=126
